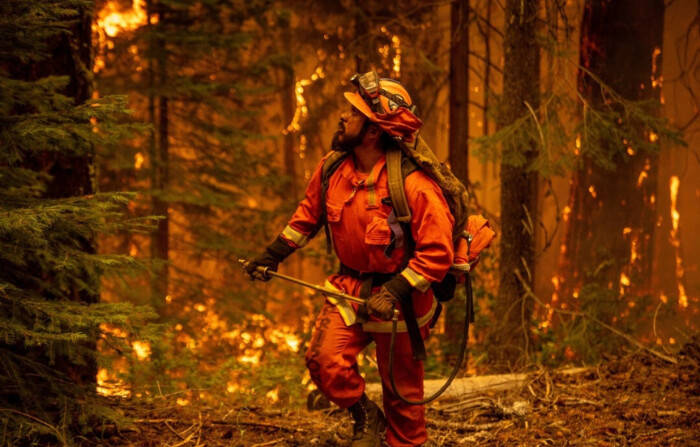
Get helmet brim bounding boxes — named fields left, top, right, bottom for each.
left=344, top=91, right=375, bottom=120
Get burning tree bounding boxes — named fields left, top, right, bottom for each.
left=552, top=0, right=685, bottom=360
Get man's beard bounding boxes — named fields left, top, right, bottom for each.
left=331, top=131, right=361, bottom=152
left=331, top=121, right=370, bottom=152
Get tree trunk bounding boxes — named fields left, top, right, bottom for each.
left=150, top=0, right=170, bottom=308
left=488, top=0, right=540, bottom=369
left=556, top=0, right=664, bottom=315
left=445, top=0, right=471, bottom=358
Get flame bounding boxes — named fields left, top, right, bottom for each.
left=285, top=66, right=325, bottom=136
left=176, top=398, right=190, bottom=406
left=651, top=47, right=661, bottom=74
left=619, top=273, right=630, bottom=297
left=132, top=340, right=151, bottom=361
left=96, top=0, right=147, bottom=38
left=669, top=176, right=688, bottom=308
left=391, top=35, right=402, bottom=78
left=97, top=367, right=131, bottom=397
left=588, top=185, right=597, bottom=198
left=134, top=152, right=145, bottom=170
left=93, top=0, right=148, bottom=73
left=562, top=205, right=571, bottom=223
left=265, top=387, right=280, bottom=403
left=637, top=171, right=648, bottom=187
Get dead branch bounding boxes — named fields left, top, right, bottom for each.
left=132, top=418, right=308, bottom=433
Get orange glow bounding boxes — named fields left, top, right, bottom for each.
left=588, top=185, right=597, bottom=198
left=391, top=34, right=402, bottom=78
left=669, top=176, right=688, bottom=308
left=97, top=367, right=130, bottom=397
left=96, top=0, right=147, bottom=38
left=132, top=340, right=151, bottom=361
left=285, top=66, right=325, bottom=136
left=265, top=387, right=280, bottom=403
left=134, top=152, right=145, bottom=170
left=620, top=272, right=630, bottom=295
left=651, top=47, right=661, bottom=74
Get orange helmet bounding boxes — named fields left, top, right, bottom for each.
left=344, top=70, right=423, bottom=141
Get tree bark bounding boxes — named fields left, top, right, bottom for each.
left=556, top=0, right=664, bottom=313
left=488, top=0, right=540, bottom=369
left=149, top=0, right=170, bottom=308
left=445, top=0, right=471, bottom=357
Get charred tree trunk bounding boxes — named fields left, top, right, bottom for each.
left=446, top=0, right=471, bottom=357
left=557, top=0, right=664, bottom=314
left=488, top=0, right=540, bottom=368
left=148, top=0, right=170, bottom=309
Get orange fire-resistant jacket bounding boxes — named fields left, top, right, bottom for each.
left=280, top=152, right=455, bottom=330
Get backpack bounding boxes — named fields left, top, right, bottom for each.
left=320, top=135, right=495, bottom=302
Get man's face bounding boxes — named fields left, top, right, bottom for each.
left=332, top=105, right=369, bottom=152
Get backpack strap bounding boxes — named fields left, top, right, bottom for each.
left=386, top=146, right=413, bottom=224
left=320, top=151, right=348, bottom=254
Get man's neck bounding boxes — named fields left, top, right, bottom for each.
left=352, top=143, right=384, bottom=174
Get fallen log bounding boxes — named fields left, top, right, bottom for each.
left=365, top=372, right=528, bottom=402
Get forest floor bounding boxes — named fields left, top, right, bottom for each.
left=101, top=339, right=700, bottom=447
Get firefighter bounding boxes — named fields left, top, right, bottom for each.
left=246, top=71, right=454, bottom=447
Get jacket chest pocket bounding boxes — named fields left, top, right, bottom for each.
left=365, top=216, right=402, bottom=273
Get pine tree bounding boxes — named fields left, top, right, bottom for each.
left=0, top=0, right=156, bottom=443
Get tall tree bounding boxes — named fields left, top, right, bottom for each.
left=449, top=0, right=471, bottom=186
left=0, top=0, right=154, bottom=442
left=487, top=0, right=540, bottom=368
left=555, top=0, right=666, bottom=352
left=446, top=0, right=472, bottom=356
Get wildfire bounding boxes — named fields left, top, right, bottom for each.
left=96, top=0, right=147, bottom=38
left=97, top=367, right=130, bottom=397
left=284, top=66, right=325, bottom=158
left=93, top=0, right=149, bottom=73
left=134, top=152, right=145, bottom=170
left=132, top=340, right=151, bottom=361
left=669, top=176, right=688, bottom=308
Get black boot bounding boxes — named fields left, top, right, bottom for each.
left=347, top=394, right=387, bottom=447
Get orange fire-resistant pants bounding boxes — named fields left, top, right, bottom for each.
left=305, top=301, right=430, bottom=447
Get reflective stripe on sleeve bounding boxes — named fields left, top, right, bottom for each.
left=281, top=225, right=309, bottom=248
left=400, top=267, right=431, bottom=293
left=324, top=280, right=357, bottom=326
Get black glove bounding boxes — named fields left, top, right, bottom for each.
left=245, top=236, right=296, bottom=281
left=367, top=275, right=413, bottom=320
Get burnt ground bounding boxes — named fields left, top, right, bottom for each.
left=98, top=341, right=699, bottom=447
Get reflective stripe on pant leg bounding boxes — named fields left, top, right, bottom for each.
left=373, top=325, right=430, bottom=447
left=304, top=302, right=373, bottom=408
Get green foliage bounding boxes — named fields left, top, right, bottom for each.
left=0, top=0, right=159, bottom=444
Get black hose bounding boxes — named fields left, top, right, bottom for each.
left=388, top=274, right=472, bottom=405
